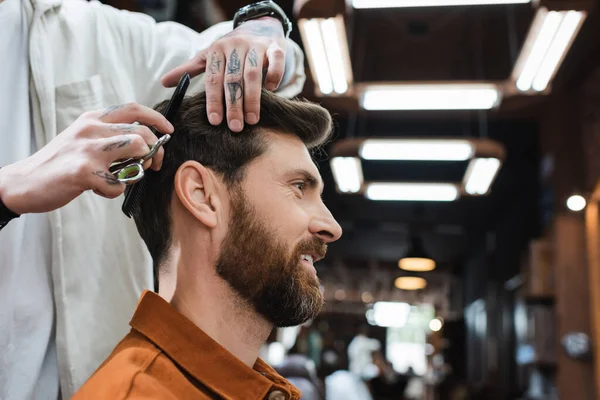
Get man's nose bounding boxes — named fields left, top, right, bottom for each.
left=309, top=209, right=342, bottom=244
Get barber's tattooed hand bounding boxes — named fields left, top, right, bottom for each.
left=0, top=103, right=174, bottom=214
left=161, top=17, right=287, bottom=132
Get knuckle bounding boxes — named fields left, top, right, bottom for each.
left=206, top=98, right=222, bottom=111
left=124, top=102, right=142, bottom=117
left=131, top=134, right=148, bottom=149
left=125, top=102, right=139, bottom=111
left=270, top=48, right=285, bottom=62
left=206, top=73, right=222, bottom=87
left=72, top=158, right=91, bottom=181
left=77, top=121, right=99, bottom=137
left=266, top=70, right=284, bottom=83
left=138, top=125, right=154, bottom=139
left=79, top=110, right=96, bottom=120
left=225, top=74, right=242, bottom=83
left=244, top=67, right=261, bottom=82
left=244, top=99, right=260, bottom=110
left=228, top=103, right=243, bottom=112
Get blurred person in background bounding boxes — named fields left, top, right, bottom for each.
left=368, top=350, right=409, bottom=400
left=0, top=0, right=306, bottom=398
left=348, top=325, right=382, bottom=379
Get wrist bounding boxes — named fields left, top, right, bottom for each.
left=233, top=1, right=292, bottom=38
left=0, top=163, right=25, bottom=215
left=256, top=16, right=279, bottom=23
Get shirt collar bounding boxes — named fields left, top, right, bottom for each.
left=130, top=291, right=300, bottom=400
left=29, top=0, right=62, bottom=15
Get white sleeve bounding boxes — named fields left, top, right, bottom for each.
left=92, top=2, right=306, bottom=105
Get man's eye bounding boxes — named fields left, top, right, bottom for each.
left=293, top=182, right=306, bottom=192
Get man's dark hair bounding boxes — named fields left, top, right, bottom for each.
left=133, top=89, right=333, bottom=284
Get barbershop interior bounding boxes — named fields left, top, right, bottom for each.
left=239, top=1, right=600, bottom=399
left=3, top=0, right=600, bottom=399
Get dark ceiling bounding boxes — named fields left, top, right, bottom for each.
left=349, top=5, right=533, bottom=82
left=213, top=1, right=599, bottom=298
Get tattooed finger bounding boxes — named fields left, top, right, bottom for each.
left=92, top=170, right=121, bottom=186
left=226, top=81, right=244, bottom=106
left=108, top=124, right=139, bottom=134
left=101, top=137, right=132, bottom=152
left=100, top=104, right=127, bottom=118
left=227, top=49, right=242, bottom=75
left=208, top=52, right=222, bottom=74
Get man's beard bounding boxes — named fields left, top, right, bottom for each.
left=215, top=187, right=326, bottom=327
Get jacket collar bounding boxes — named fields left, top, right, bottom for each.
left=130, top=291, right=300, bottom=400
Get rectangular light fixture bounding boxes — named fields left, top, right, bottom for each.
left=352, top=0, right=530, bottom=8
left=366, top=302, right=412, bottom=328
left=360, top=139, right=474, bottom=161
left=365, top=182, right=459, bottom=201
left=512, top=8, right=586, bottom=93
left=360, top=83, right=502, bottom=110
left=464, top=158, right=501, bottom=195
left=298, top=15, right=353, bottom=96
left=330, top=157, right=363, bottom=193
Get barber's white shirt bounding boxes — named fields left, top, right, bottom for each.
left=0, top=0, right=59, bottom=398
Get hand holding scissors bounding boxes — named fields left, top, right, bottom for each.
left=0, top=103, right=173, bottom=215
left=109, top=132, right=171, bottom=185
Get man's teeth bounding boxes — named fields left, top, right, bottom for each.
left=301, top=254, right=314, bottom=264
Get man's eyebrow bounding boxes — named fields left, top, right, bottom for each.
left=287, top=169, right=324, bottom=194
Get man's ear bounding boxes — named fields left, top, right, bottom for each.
left=174, top=161, right=220, bottom=229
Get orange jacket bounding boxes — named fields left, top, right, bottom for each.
left=73, top=291, right=300, bottom=400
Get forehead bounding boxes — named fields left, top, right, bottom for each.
left=253, top=131, right=321, bottom=177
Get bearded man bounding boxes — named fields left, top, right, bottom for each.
left=73, top=89, right=342, bottom=400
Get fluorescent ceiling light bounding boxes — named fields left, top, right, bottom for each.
left=464, top=158, right=501, bottom=195
left=369, top=302, right=412, bottom=327
left=360, top=139, right=474, bottom=161
left=394, top=277, right=427, bottom=290
left=361, top=84, right=501, bottom=110
left=330, top=157, right=363, bottom=193
left=299, top=19, right=332, bottom=95
left=320, top=18, right=349, bottom=94
left=513, top=8, right=586, bottom=92
left=515, top=10, right=563, bottom=91
left=365, top=182, right=459, bottom=201
left=532, top=11, right=586, bottom=91
left=299, top=16, right=353, bottom=95
left=353, top=0, right=530, bottom=8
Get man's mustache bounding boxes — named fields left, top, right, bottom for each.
left=295, top=238, right=327, bottom=261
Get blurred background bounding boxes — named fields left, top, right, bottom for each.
left=99, top=0, right=600, bottom=398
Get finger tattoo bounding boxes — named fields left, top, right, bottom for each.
left=227, top=49, right=241, bottom=75
left=102, top=137, right=132, bottom=152
left=209, top=52, right=221, bottom=74
left=108, top=124, right=138, bottom=134
left=226, top=81, right=243, bottom=105
left=100, top=104, right=126, bottom=117
left=93, top=170, right=121, bottom=185
left=248, top=49, right=258, bottom=67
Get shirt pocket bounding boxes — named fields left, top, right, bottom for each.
left=54, top=74, right=104, bottom=133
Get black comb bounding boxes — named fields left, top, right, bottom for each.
left=121, top=73, right=190, bottom=218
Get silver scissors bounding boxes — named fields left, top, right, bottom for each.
left=109, top=133, right=171, bottom=185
